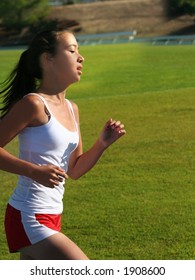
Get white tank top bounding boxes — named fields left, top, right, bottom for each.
left=9, top=93, right=79, bottom=214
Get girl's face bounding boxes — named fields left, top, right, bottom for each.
left=45, top=32, right=84, bottom=87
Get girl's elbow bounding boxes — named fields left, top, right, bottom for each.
left=70, top=175, right=80, bottom=180
left=68, top=171, right=82, bottom=180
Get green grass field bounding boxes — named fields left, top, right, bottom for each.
left=0, top=43, right=195, bottom=260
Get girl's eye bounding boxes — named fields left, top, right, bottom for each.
left=70, top=50, right=75, bottom=53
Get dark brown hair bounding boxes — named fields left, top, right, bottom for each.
left=0, top=29, right=68, bottom=117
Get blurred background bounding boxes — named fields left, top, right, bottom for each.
left=0, top=0, right=195, bottom=46
left=1, top=0, right=195, bottom=261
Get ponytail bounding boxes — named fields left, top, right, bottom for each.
left=0, top=29, right=66, bottom=118
left=0, top=50, right=37, bottom=117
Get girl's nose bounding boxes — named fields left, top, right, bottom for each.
left=78, top=54, right=84, bottom=63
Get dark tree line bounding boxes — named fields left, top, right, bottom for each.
left=167, top=0, right=195, bottom=16
left=0, top=0, right=195, bottom=34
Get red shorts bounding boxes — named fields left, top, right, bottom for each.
left=4, top=204, right=61, bottom=253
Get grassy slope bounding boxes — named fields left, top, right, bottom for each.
left=50, top=0, right=195, bottom=36
left=50, top=0, right=166, bottom=36
left=0, top=43, right=195, bottom=259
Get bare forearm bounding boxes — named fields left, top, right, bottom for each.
left=68, top=118, right=126, bottom=180
left=68, top=139, right=107, bottom=180
left=0, top=147, right=35, bottom=177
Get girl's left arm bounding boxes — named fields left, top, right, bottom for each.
left=67, top=102, right=126, bottom=180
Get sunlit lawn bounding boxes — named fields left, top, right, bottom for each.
left=0, top=43, right=195, bottom=259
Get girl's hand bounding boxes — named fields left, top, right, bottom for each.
left=30, top=164, right=68, bottom=188
left=99, top=118, right=126, bottom=149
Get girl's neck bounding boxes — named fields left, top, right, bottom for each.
left=36, top=89, right=66, bottom=104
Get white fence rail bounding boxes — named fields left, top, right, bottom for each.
left=76, top=31, right=137, bottom=45
left=76, top=32, right=195, bottom=46
left=1, top=33, right=195, bottom=50
left=133, top=35, right=195, bottom=45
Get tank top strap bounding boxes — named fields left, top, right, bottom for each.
left=65, top=99, right=78, bottom=127
left=24, top=93, right=52, bottom=115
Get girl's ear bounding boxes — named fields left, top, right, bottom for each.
left=40, top=52, right=53, bottom=69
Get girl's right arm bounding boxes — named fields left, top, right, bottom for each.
left=0, top=96, right=66, bottom=188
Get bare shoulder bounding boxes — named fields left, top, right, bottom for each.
left=3, top=94, right=45, bottom=127
left=68, top=100, right=79, bottom=112
left=19, top=95, right=45, bottom=113
left=68, top=100, right=79, bottom=120
left=0, top=95, right=45, bottom=146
